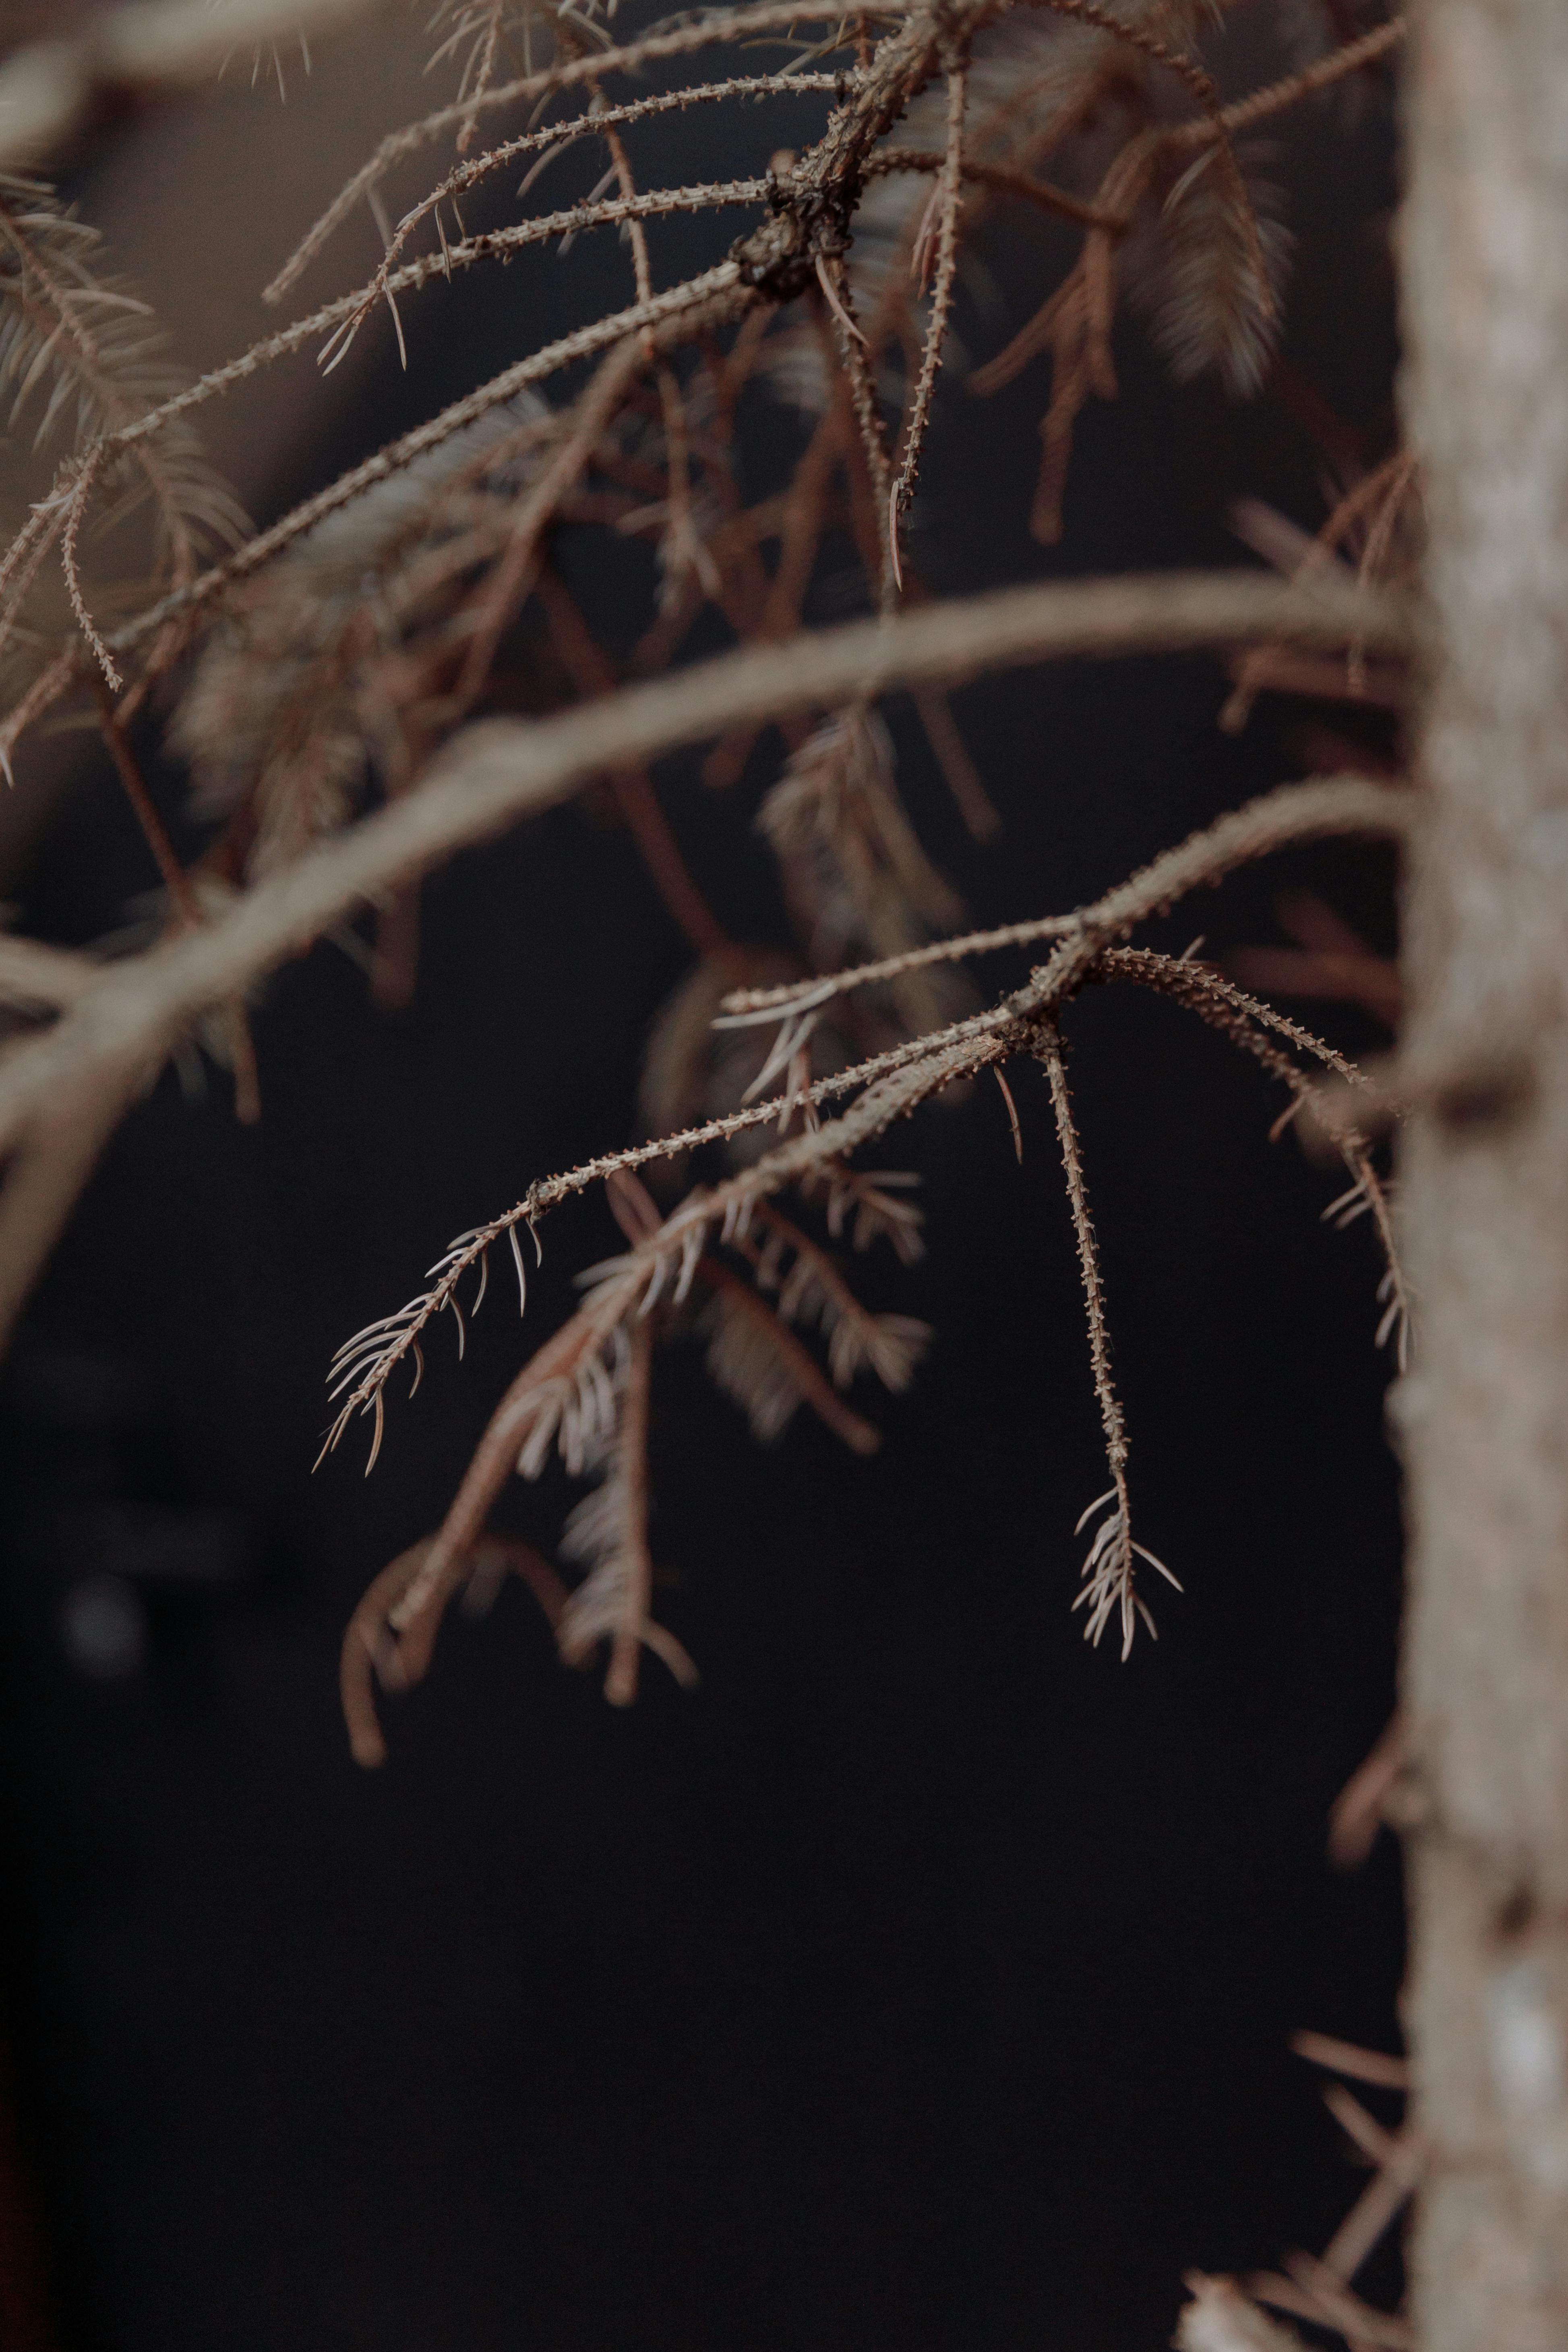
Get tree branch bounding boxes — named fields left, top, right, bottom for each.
left=0, top=570, right=1406, bottom=1160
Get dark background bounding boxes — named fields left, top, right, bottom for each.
left=0, top=29, right=1406, bottom=2351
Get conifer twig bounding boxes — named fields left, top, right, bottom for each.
left=889, top=56, right=967, bottom=590
left=1037, top=1016, right=1172, bottom=1658
left=322, top=775, right=1410, bottom=1467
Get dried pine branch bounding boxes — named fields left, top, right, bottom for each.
left=0, top=0, right=1417, bottom=1754
left=315, top=768, right=1408, bottom=1466
left=172, top=392, right=554, bottom=873
left=1097, top=947, right=1411, bottom=1367
left=1037, top=1018, right=1177, bottom=1657
left=888, top=54, right=968, bottom=584
left=1129, top=143, right=1292, bottom=395
left=1225, top=449, right=1420, bottom=727
left=759, top=705, right=973, bottom=1039
left=322, top=760, right=1411, bottom=1749
left=698, top=1256, right=885, bottom=1451
left=0, top=174, right=245, bottom=693
left=0, top=16, right=1435, bottom=2332
left=425, top=0, right=562, bottom=146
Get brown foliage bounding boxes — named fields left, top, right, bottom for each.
left=0, top=0, right=1426, bottom=2334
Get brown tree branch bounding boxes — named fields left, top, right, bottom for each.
left=0, top=573, right=1405, bottom=1164
left=321, top=770, right=1412, bottom=1453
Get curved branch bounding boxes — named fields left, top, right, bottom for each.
left=0, top=573, right=1407, bottom=1152
left=322, top=768, right=1412, bottom=1445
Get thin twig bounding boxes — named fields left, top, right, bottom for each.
left=606, top=1316, right=654, bottom=1704
left=889, top=57, right=968, bottom=587
left=1168, top=19, right=1406, bottom=154
left=360, top=72, right=854, bottom=316
left=315, top=181, right=772, bottom=376
left=1038, top=1016, right=1150, bottom=1657
left=717, top=909, right=1079, bottom=1022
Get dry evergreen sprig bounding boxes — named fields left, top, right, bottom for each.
left=333, top=1142, right=933, bottom=1749
left=0, top=174, right=244, bottom=718
left=319, top=775, right=1411, bottom=1466
left=171, top=392, right=559, bottom=882
left=1131, top=141, right=1292, bottom=396
left=0, top=0, right=1411, bottom=1721
left=553, top=1312, right=699, bottom=1707
left=0, top=0, right=1406, bottom=1084
left=325, top=772, right=1411, bottom=1746
left=757, top=706, right=975, bottom=1043
left=1038, top=1018, right=1178, bottom=1659
left=0, top=16, right=1428, bottom=2319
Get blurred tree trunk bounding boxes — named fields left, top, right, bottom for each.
left=1399, top=4, right=1568, bottom=2346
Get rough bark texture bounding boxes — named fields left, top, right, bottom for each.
left=1398, top=4, right=1568, bottom=2346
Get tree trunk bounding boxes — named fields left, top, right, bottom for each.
left=1398, top=5, right=1568, bottom=2346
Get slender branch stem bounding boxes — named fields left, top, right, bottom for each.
left=606, top=1318, right=654, bottom=1705
left=91, top=681, right=202, bottom=925
left=890, top=57, right=968, bottom=584
left=1169, top=18, right=1405, bottom=151
left=364, top=73, right=856, bottom=311
left=1038, top=1016, right=1127, bottom=1481
left=316, top=181, right=772, bottom=374
left=718, top=908, right=1081, bottom=1020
